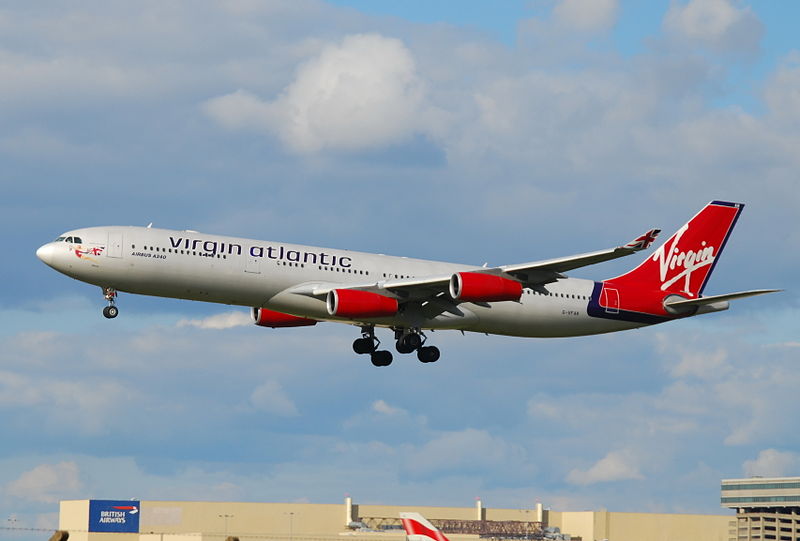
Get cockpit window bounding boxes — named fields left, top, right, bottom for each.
left=73, top=237, right=82, bottom=243
left=65, top=237, right=73, bottom=243
left=54, top=236, right=66, bottom=242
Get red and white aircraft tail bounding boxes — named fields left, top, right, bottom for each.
left=610, top=200, right=742, bottom=297
left=400, top=513, right=450, bottom=541
left=596, top=201, right=777, bottom=318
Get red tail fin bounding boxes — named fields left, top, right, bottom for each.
left=609, top=201, right=744, bottom=298
left=400, top=513, right=450, bottom=541
left=596, top=201, right=744, bottom=318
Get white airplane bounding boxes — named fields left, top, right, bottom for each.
left=36, top=201, right=775, bottom=366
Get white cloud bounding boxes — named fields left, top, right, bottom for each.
left=341, top=398, right=427, bottom=434
left=663, top=0, right=762, bottom=54
left=553, top=0, right=619, bottom=32
left=743, top=449, right=800, bottom=478
left=0, top=127, right=106, bottom=162
left=0, top=50, right=153, bottom=108
left=764, top=53, right=800, bottom=128
left=177, top=311, right=252, bottom=329
left=249, top=380, right=299, bottom=416
left=405, top=428, right=528, bottom=477
left=660, top=338, right=730, bottom=379
left=6, top=462, right=82, bottom=503
left=204, top=33, right=435, bottom=153
left=566, top=450, right=644, bottom=485
left=202, top=89, right=274, bottom=133
left=0, top=371, right=138, bottom=434
left=372, top=399, right=405, bottom=416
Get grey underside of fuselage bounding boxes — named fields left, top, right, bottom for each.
left=52, top=225, right=645, bottom=338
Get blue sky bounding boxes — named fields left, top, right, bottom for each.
left=1, top=0, right=799, bottom=538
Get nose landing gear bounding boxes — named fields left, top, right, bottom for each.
left=102, top=287, right=118, bottom=319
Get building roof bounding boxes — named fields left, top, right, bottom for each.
left=721, top=476, right=800, bottom=508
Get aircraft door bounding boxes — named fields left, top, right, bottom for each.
left=244, top=257, right=261, bottom=274
left=601, top=286, right=619, bottom=314
left=107, top=232, right=123, bottom=258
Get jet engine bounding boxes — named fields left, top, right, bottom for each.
left=252, top=307, right=318, bottom=328
left=449, top=272, right=523, bottom=303
left=327, top=289, right=399, bottom=318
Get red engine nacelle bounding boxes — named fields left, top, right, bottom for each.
left=449, top=272, right=523, bottom=302
left=326, top=289, right=399, bottom=319
left=252, top=307, right=318, bottom=328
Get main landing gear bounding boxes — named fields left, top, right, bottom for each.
left=102, top=287, right=118, bottom=319
left=352, top=327, right=440, bottom=367
left=352, top=326, right=393, bottom=367
left=395, top=328, right=440, bottom=364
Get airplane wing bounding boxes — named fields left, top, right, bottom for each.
left=287, top=228, right=661, bottom=302
left=378, top=227, right=661, bottom=297
left=488, top=227, right=661, bottom=284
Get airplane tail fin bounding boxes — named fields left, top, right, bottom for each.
left=608, top=200, right=744, bottom=298
left=400, top=513, right=450, bottom=541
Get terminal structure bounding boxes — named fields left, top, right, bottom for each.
left=57, top=496, right=734, bottom=541
left=722, top=476, right=800, bottom=540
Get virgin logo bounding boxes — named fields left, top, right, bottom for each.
left=651, top=224, right=715, bottom=296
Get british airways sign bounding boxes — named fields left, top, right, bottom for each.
left=88, top=500, right=140, bottom=533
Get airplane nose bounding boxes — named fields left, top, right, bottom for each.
left=36, top=243, right=54, bottom=265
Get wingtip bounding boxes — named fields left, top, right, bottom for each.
left=622, top=228, right=661, bottom=251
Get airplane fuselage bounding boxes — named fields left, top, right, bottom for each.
left=36, top=225, right=642, bottom=338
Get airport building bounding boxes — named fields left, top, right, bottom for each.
left=722, top=476, right=800, bottom=541
left=58, top=496, right=734, bottom=541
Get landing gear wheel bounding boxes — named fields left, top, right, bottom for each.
left=353, top=337, right=377, bottom=354
left=370, top=350, right=393, bottom=367
left=398, top=333, right=422, bottom=352
left=417, top=346, right=440, bottom=363
left=395, top=339, right=415, bottom=354
left=103, top=305, right=118, bottom=319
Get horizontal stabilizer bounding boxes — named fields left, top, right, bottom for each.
left=664, top=289, right=781, bottom=308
